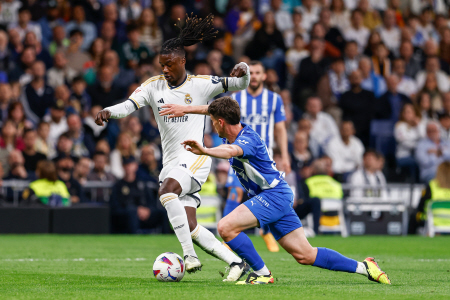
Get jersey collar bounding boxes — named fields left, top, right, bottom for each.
left=166, top=75, right=188, bottom=90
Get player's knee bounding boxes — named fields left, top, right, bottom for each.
left=293, top=249, right=316, bottom=265
left=188, top=218, right=197, bottom=232
left=217, top=219, right=233, bottom=240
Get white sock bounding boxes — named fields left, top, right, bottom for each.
left=355, top=262, right=368, bottom=276
left=254, top=265, right=270, bottom=276
left=191, top=225, right=241, bottom=265
left=160, top=193, right=196, bottom=257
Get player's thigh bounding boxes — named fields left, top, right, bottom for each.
left=277, top=227, right=318, bottom=265
left=218, top=204, right=259, bottom=240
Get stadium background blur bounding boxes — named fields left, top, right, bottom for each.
left=1, top=0, right=450, bottom=234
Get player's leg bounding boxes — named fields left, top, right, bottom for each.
left=218, top=204, right=273, bottom=284
left=183, top=195, right=248, bottom=281
left=260, top=224, right=279, bottom=252
left=275, top=212, right=390, bottom=284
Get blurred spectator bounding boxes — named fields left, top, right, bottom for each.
left=343, top=9, right=369, bottom=53
left=325, top=120, right=364, bottom=181
left=48, top=25, right=69, bottom=56
left=125, top=115, right=149, bottom=147
left=399, top=40, right=422, bottom=78
left=284, top=11, right=309, bottom=48
left=8, top=7, right=42, bottom=42
left=343, top=40, right=360, bottom=75
left=0, top=0, right=22, bottom=28
left=44, top=99, right=67, bottom=156
left=100, top=20, right=120, bottom=51
left=440, top=27, right=450, bottom=66
left=64, top=5, right=97, bottom=51
left=394, top=104, right=425, bottom=182
left=439, top=113, right=450, bottom=141
left=24, top=30, right=52, bottom=69
left=66, top=114, right=95, bottom=158
left=309, top=22, right=342, bottom=58
left=35, top=121, right=50, bottom=157
left=70, top=76, right=92, bottom=116
left=55, top=154, right=85, bottom=203
left=137, top=8, right=163, bottom=53
left=410, top=0, right=447, bottom=16
left=110, top=156, right=166, bottom=234
left=377, top=74, right=412, bottom=122
left=285, top=34, right=309, bottom=79
left=0, top=119, right=24, bottom=152
left=339, top=69, right=376, bottom=146
left=359, top=56, right=387, bottom=99
left=136, top=144, right=159, bottom=181
left=65, top=29, right=90, bottom=74
left=5, top=149, right=34, bottom=180
left=348, top=149, right=387, bottom=197
left=0, top=30, right=14, bottom=74
left=291, top=130, right=314, bottom=174
left=378, top=9, right=400, bottom=55
left=120, top=23, right=154, bottom=70
left=330, top=0, right=350, bottom=32
left=87, top=65, right=124, bottom=108
left=363, top=30, right=382, bottom=57
left=37, top=1, right=64, bottom=48
left=417, top=92, right=437, bottom=122
left=293, top=37, right=330, bottom=108
left=271, top=0, right=293, bottom=33
left=416, top=56, right=450, bottom=94
left=207, top=50, right=225, bottom=77
left=212, top=34, right=235, bottom=75
left=117, top=0, right=142, bottom=23
left=7, top=101, right=30, bottom=136
left=110, top=132, right=136, bottom=179
left=22, top=129, right=46, bottom=172
left=47, top=51, right=77, bottom=89
left=86, top=150, right=115, bottom=202
left=151, top=0, right=166, bottom=24
left=162, top=4, right=186, bottom=41
left=392, top=58, right=418, bottom=98
left=415, top=121, right=450, bottom=182
left=319, top=8, right=346, bottom=52
left=101, top=3, right=127, bottom=45
left=0, top=83, right=13, bottom=126
left=102, top=49, right=136, bottom=91
left=419, top=72, right=445, bottom=113
left=73, top=156, right=91, bottom=186
left=297, top=0, right=320, bottom=32
left=85, top=38, right=105, bottom=82
left=357, top=0, right=381, bottom=30
left=298, top=118, right=322, bottom=158
left=371, top=43, right=390, bottom=77
left=9, top=46, right=36, bottom=84
left=303, top=96, right=339, bottom=147
left=442, top=93, right=450, bottom=115
left=22, top=160, right=70, bottom=207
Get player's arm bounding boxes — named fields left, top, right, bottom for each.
left=274, top=121, right=291, bottom=173
left=181, top=140, right=243, bottom=159
left=158, top=104, right=209, bottom=118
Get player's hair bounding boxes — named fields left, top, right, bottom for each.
left=208, top=97, right=241, bottom=125
left=36, top=160, right=58, bottom=182
left=249, top=60, right=265, bottom=72
left=161, top=13, right=218, bottom=57
left=435, top=161, right=450, bottom=189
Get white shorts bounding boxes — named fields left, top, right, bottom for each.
left=159, top=151, right=212, bottom=208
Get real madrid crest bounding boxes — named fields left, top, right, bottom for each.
left=122, top=186, right=130, bottom=195
left=185, top=94, right=193, bottom=104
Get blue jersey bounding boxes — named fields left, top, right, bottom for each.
left=232, top=88, right=285, bottom=153
left=224, top=123, right=285, bottom=197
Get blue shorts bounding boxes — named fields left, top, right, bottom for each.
left=244, top=183, right=302, bottom=240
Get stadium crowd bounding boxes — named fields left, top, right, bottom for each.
left=1, top=0, right=450, bottom=232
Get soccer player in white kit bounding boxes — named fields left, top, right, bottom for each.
left=94, top=14, right=250, bottom=281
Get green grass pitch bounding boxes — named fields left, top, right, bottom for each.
left=0, top=235, right=449, bottom=299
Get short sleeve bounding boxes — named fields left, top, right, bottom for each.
left=128, top=83, right=151, bottom=109
left=232, top=135, right=257, bottom=159
left=274, top=95, right=286, bottom=123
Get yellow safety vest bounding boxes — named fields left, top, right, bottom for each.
left=27, top=179, right=71, bottom=206
left=305, top=175, right=343, bottom=200
left=427, top=179, right=450, bottom=226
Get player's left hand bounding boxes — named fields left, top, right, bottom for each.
left=159, top=104, right=186, bottom=118
left=281, top=156, right=291, bottom=174
left=182, top=140, right=206, bottom=155
left=230, top=63, right=248, bottom=78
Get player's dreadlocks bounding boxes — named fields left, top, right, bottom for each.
left=161, top=13, right=218, bottom=56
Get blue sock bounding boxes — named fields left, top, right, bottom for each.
left=226, top=232, right=265, bottom=271
left=261, top=224, right=271, bottom=235
left=313, top=247, right=357, bottom=273
left=223, top=199, right=240, bottom=217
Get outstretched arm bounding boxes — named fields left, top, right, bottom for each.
left=181, top=140, right=243, bottom=159
left=159, top=104, right=209, bottom=118
left=94, top=100, right=138, bottom=126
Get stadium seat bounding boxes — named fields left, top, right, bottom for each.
left=426, top=201, right=450, bottom=237
left=318, top=199, right=348, bottom=237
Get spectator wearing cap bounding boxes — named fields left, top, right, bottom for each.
left=439, top=113, right=450, bottom=141
left=64, top=5, right=97, bottom=51
left=325, top=120, right=364, bottom=181
left=339, top=69, right=376, bottom=147
left=64, top=29, right=90, bottom=73
left=55, top=153, right=86, bottom=203
left=47, top=52, right=77, bottom=89
left=43, top=99, right=68, bottom=156
left=415, top=121, right=450, bottom=182
left=7, top=7, right=42, bottom=42
left=110, top=156, right=167, bottom=234
left=22, top=129, right=46, bottom=172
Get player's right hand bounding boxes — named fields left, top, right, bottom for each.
left=181, top=140, right=205, bottom=155
left=159, top=104, right=186, bottom=118
left=95, top=109, right=111, bottom=126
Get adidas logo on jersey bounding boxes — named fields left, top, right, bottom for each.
left=157, top=98, right=164, bottom=104
left=180, top=164, right=187, bottom=168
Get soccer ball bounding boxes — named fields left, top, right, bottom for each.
left=153, top=252, right=185, bottom=282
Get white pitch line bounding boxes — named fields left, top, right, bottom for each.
left=0, top=258, right=149, bottom=262
left=416, top=259, right=450, bottom=262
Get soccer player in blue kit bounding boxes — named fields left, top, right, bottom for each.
left=167, top=97, right=391, bottom=285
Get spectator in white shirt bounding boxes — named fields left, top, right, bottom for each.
left=344, top=9, right=370, bottom=53
left=344, top=40, right=360, bottom=75
left=7, top=7, right=42, bottom=42
left=284, top=11, right=309, bottom=48
left=417, top=91, right=438, bottom=122
left=46, top=52, right=77, bottom=89
left=285, top=34, right=309, bottom=79
left=302, top=96, right=340, bottom=147
left=271, top=0, right=293, bottom=33
left=330, top=0, right=351, bottom=32
left=0, top=0, right=22, bottom=28
left=394, top=103, right=426, bottom=182
left=378, top=9, right=401, bottom=55
left=118, top=0, right=142, bottom=24
left=416, top=56, right=450, bottom=94
left=348, top=149, right=387, bottom=198
left=43, top=100, right=68, bottom=158
left=326, top=120, right=365, bottom=181
left=296, top=0, right=320, bottom=32
left=392, top=58, right=418, bottom=98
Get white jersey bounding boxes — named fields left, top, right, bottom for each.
left=105, top=63, right=250, bottom=166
